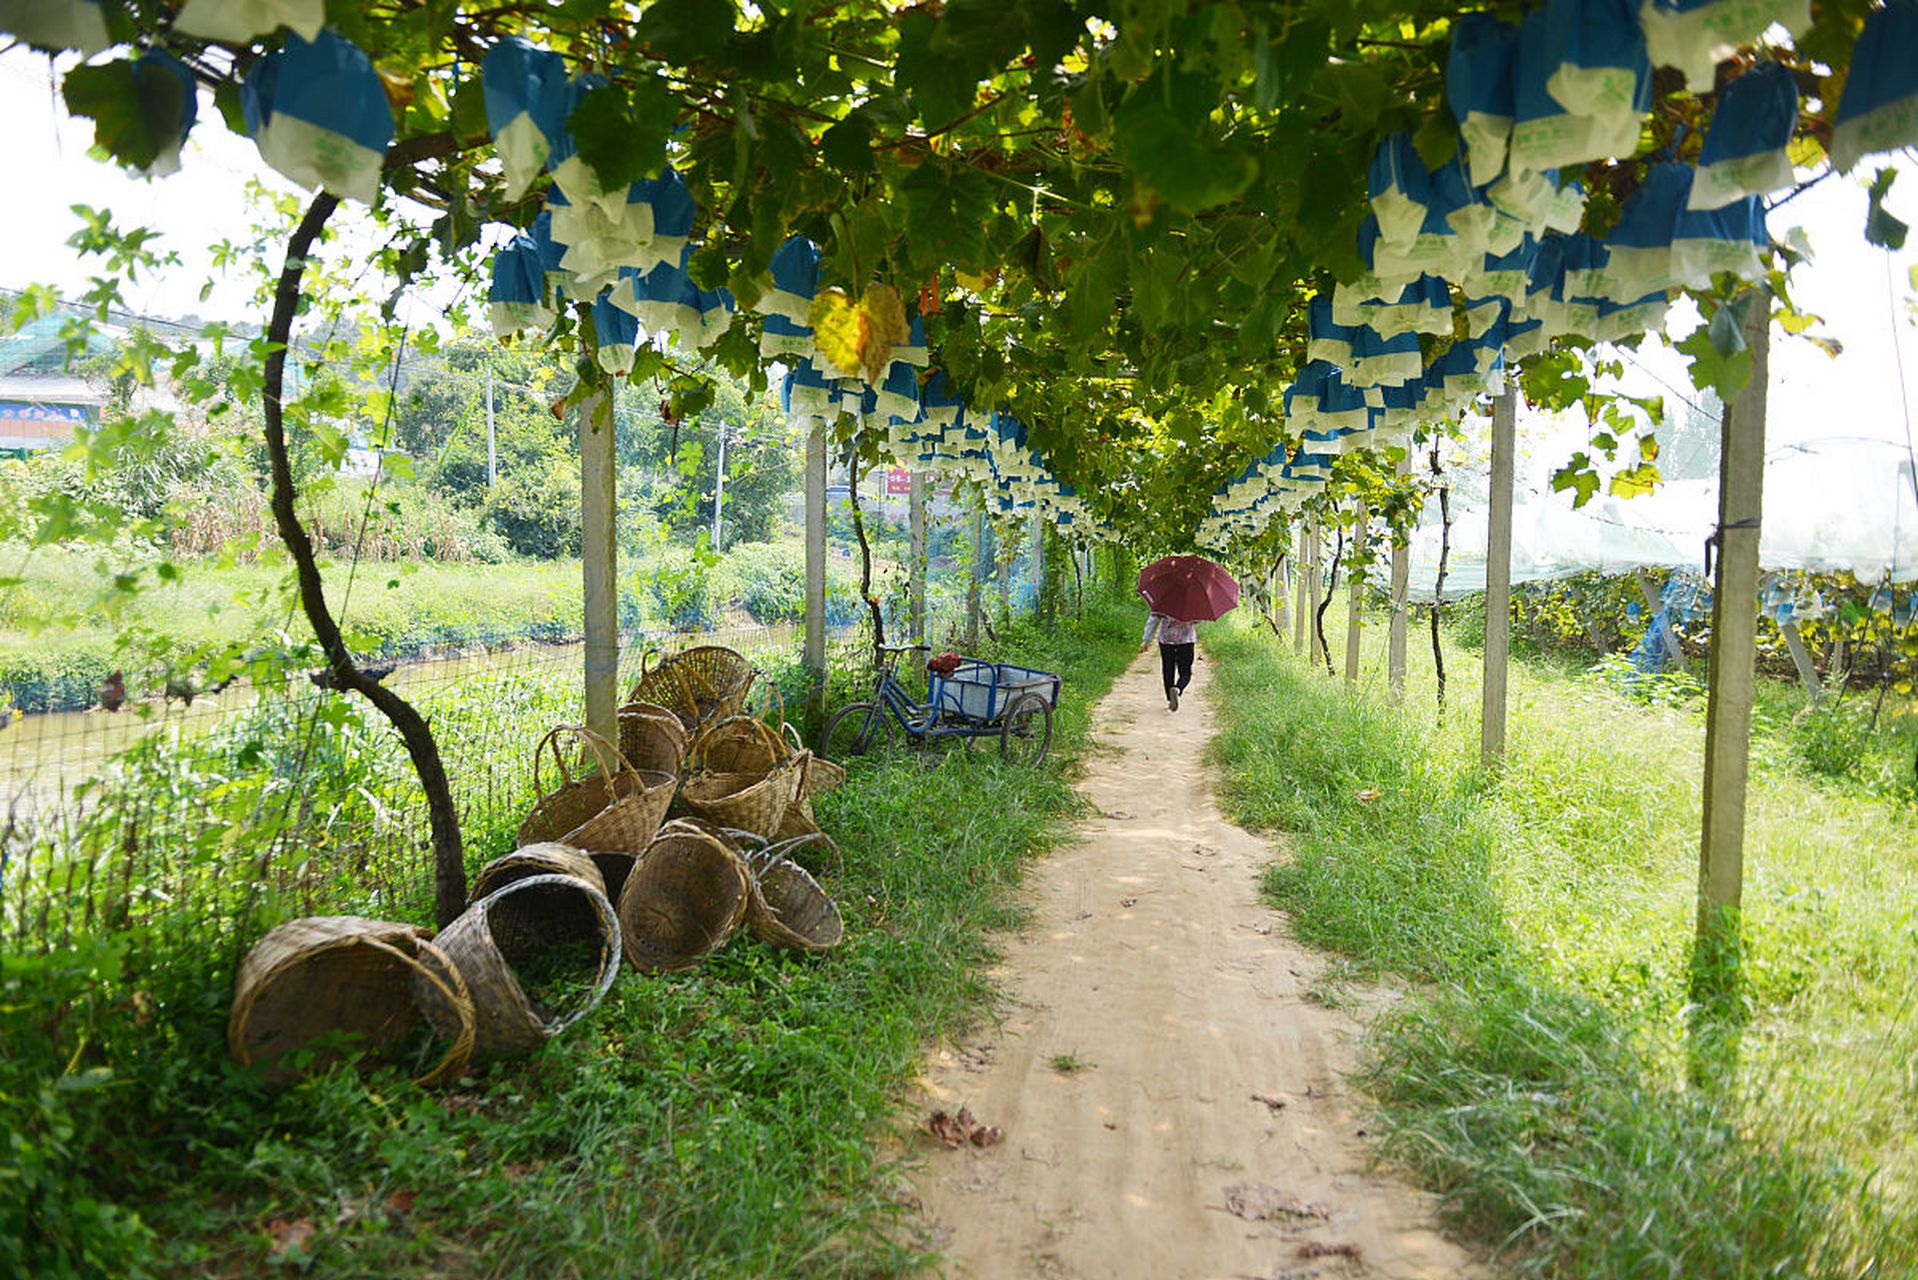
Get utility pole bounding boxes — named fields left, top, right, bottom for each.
left=485, top=365, right=497, bottom=489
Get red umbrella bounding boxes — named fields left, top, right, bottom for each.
left=1136, top=555, right=1240, bottom=622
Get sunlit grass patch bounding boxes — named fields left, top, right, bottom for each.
left=1207, top=615, right=1918, bottom=1276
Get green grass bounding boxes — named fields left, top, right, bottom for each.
left=1, top=596, right=1140, bottom=1278
left=1207, top=615, right=1918, bottom=1277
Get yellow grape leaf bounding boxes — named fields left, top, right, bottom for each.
left=1609, top=461, right=1662, bottom=500
left=1786, top=135, right=1826, bottom=170
left=809, top=283, right=908, bottom=384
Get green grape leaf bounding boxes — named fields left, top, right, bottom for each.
left=1113, top=84, right=1258, bottom=213
left=567, top=78, right=674, bottom=192
left=820, top=111, right=877, bottom=175
left=898, top=159, right=994, bottom=270
left=1676, top=324, right=1752, bottom=402
left=1550, top=452, right=1600, bottom=508
left=1707, top=298, right=1749, bottom=356
left=635, top=0, right=737, bottom=65
left=61, top=57, right=189, bottom=172
left=1865, top=166, right=1908, bottom=250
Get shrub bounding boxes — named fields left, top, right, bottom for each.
left=1788, top=704, right=1869, bottom=780
left=712, top=541, right=805, bottom=623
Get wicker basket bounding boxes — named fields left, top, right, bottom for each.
left=618, top=700, right=688, bottom=777
left=429, top=874, right=621, bottom=1058
left=774, top=796, right=822, bottom=844
left=228, top=916, right=474, bottom=1087
left=680, top=751, right=812, bottom=840
left=742, top=847, right=844, bottom=953
left=616, top=825, right=751, bottom=973
left=688, top=714, right=788, bottom=776
left=518, top=726, right=676, bottom=854
left=469, top=842, right=606, bottom=904
left=628, top=646, right=757, bottom=733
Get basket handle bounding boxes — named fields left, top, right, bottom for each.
left=530, top=725, right=578, bottom=801
left=625, top=646, right=662, bottom=704
left=572, top=724, right=644, bottom=797
left=763, top=828, right=837, bottom=875
left=361, top=935, right=475, bottom=1088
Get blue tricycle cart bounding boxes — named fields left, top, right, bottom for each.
left=819, top=643, right=1061, bottom=765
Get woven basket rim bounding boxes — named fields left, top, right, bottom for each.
left=467, top=872, right=622, bottom=1036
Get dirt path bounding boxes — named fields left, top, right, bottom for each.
left=906, top=647, right=1484, bottom=1280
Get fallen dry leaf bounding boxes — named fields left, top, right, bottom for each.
left=1222, top=1183, right=1333, bottom=1223
left=1251, top=1093, right=1289, bottom=1113
left=1105, top=809, right=1134, bottom=820
left=439, top=1092, right=483, bottom=1114
left=928, top=1105, right=1002, bottom=1150
left=267, top=1217, right=316, bottom=1261
left=1193, top=844, right=1219, bottom=857
left=1354, top=788, right=1382, bottom=803
left=384, top=1189, right=418, bottom=1215
left=1297, top=1241, right=1362, bottom=1260
left=1120, top=897, right=1138, bottom=908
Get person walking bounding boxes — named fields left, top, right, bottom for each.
left=1135, top=554, right=1239, bottom=713
left=1140, top=609, right=1198, bottom=711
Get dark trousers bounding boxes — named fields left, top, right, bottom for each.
left=1159, top=642, right=1194, bottom=694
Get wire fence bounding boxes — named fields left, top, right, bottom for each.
left=0, top=532, right=1043, bottom=970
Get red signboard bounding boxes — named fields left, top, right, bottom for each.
left=885, top=466, right=912, bottom=496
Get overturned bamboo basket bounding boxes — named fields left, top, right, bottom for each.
left=742, top=843, right=844, bottom=954
left=469, top=841, right=606, bottom=904
left=628, top=646, right=756, bottom=733
left=428, top=874, right=621, bottom=1058
left=228, top=916, right=474, bottom=1087
left=680, top=751, right=812, bottom=841
left=518, top=725, right=677, bottom=854
left=618, top=700, right=688, bottom=778
left=616, top=825, right=751, bottom=973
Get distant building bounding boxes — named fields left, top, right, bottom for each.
left=0, top=313, right=115, bottom=459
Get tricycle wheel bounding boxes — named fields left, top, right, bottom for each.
left=821, top=701, right=893, bottom=759
left=1000, top=692, right=1054, bottom=766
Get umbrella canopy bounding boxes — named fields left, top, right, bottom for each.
left=1137, top=556, right=1241, bottom=623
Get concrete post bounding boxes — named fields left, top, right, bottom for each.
left=1345, top=511, right=1366, bottom=682
left=804, top=422, right=826, bottom=690
left=1695, top=287, right=1771, bottom=1000
left=967, top=498, right=983, bottom=649
left=580, top=383, right=618, bottom=745
left=1481, top=387, right=1517, bottom=767
left=909, top=470, right=927, bottom=656
left=1389, top=450, right=1411, bottom=699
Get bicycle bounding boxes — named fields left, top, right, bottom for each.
left=819, top=643, right=1059, bottom=766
